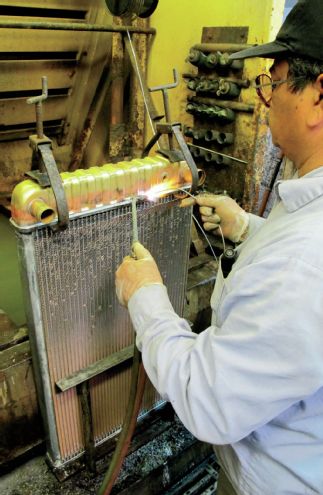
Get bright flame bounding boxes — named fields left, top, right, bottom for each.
left=141, top=180, right=176, bottom=202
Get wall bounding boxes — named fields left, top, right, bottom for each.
left=148, top=0, right=284, bottom=128
left=147, top=0, right=286, bottom=210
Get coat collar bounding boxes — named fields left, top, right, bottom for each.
left=275, top=166, right=323, bottom=212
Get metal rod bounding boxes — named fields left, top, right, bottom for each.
left=188, top=143, right=247, bottom=164
left=188, top=95, right=254, bottom=113
left=27, top=76, right=48, bottom=139
left=192, top=42, right=252, bottom=53
left=0, top=20, right=156, bottom=34
left=124, top=35, right=162, bottom=123
left=79, top=381, right=96, bottom=473
left=131, top=196, right=139, bottom=244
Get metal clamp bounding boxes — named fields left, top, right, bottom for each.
left=143, top=70, right=199, bottom=193
left=26, top=76, right=69, bottom=231
left=142, top=122, right=200, bottom=193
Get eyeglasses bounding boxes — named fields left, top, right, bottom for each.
left=255, top=74, right=292, bottom=108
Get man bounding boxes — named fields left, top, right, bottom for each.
left=116, top=1, right=323, bottom=493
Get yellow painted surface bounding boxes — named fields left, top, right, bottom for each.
left=148, top=0, right=285, bottom=134
left=0, top=215, right=25, bottom=326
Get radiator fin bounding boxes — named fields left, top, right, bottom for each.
left=26, top=197, right=191, bottom=463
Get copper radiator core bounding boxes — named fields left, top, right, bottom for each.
left=12, top=156, right=192, bottom=474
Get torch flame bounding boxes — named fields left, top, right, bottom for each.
left=141, top=180, right=176, bottom=202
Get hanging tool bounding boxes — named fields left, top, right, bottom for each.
left=26, top=76, right=69, bottom=231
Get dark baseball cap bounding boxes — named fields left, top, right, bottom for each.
left=230, top=0, right=323, bottom=61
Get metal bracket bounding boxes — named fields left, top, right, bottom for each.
left=26, top=76, right=69, bottom=231
left=142, top=71, right=200, bottom=193
left=142, top=122, right=200, bottom=193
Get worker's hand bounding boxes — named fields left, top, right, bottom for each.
left=115, top=241, right=163, bottom=307
left=181, top=194, right=249, bottom=243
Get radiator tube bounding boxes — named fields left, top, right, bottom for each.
left=192, top=147, right=206, bottom=159
left=217, top=80, right=241, bottom=98
left=218, top=52, right=243, bottom=70
left=184, top=126, right=207, bottom=140
left=29, top=199, right=55, bottom=224
left=187, top=79, right=198, bottom=91
left=205, top=130, right=233, bottom=145
left=204, top=151, right=217, bottom=163
left=196, top=79, right=219, bottom=93
left=217, top=132, right=234, bottom=145
left=204, top=52, right=219, bottom=69
left=215, top=155, right=233, bottom=166
left=213, top=108, right=235, bottom=122
left=184, top=126, right=194, bottom=138
left=187, top=49, right=208, bottom=67
left=193, top=129, right=207, bottom=140
left=204, top=130, right=220, bottom=142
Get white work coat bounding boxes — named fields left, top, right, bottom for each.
left=128, top=167, right=323, bottom=495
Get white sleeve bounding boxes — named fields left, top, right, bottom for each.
left=128, top=257, right=323, bottom=445
left=247, top=212, right=265, bottom=237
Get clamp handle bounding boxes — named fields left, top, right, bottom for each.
left=149, top=69, right=179, bottom=123
left=27, top=76, right=48, bottom=139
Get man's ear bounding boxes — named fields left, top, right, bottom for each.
left=314, top=73, right=323, bottom=103
left=307, top=74, right=323, bottom=128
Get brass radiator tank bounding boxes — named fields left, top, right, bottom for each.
left=11, top=155, right=193, bottom=475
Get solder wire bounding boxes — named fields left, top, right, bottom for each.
left=126, top=29, right=159, bottom=147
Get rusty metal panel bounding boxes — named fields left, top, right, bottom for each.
left=0, top=97, right=67, bottom=126
left=0, top=0, right=110, bottom=147
left=0, top=62, right=76, bottom=92
left=1, top=0, right=94, bottom=10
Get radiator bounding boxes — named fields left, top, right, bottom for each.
left=11, top=155, right=192, bottom=473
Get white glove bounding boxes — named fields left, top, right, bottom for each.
left=181, top=194, right=249, bottom=243
left=115, top=242, right=163, bottom=307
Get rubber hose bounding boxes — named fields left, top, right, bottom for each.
left=97, top=344, right=147, bottom=495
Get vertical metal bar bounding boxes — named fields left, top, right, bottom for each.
left=79, top=381, right=96, bottom=473
left=131, top=196, right=139, bottom=245
left=35, top=102, right=44, bottom=139
left=16, top=232, right=61, bottom=463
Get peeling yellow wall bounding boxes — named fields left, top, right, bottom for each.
left=148, top=0, right=285, bottom=210
left=148, top=0, right=285, bottom=134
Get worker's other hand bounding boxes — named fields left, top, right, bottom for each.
left=115, top=241, right=163, bottom=307
left=181, top=194, right=249, bottom=243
